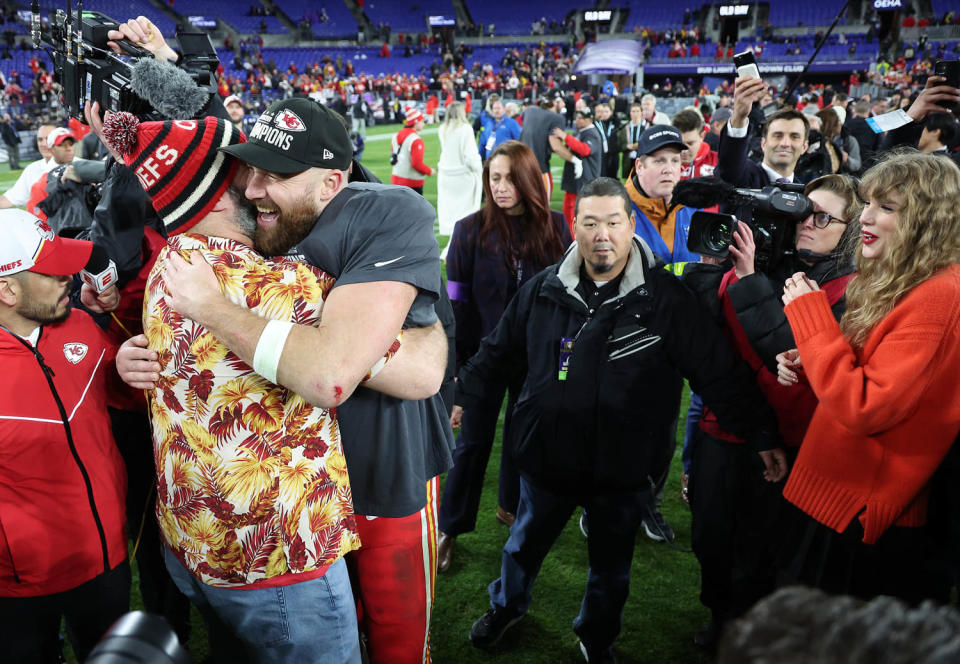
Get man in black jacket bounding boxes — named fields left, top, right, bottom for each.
left=0, top=114, right=20, bottom=170
left=716, top=76, right=810, bottom=188
left=463, top=177, right=786, bottom=663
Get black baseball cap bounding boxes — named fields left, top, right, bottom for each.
left=637, top=125, right=685, bottom=156
left=219, top=97, right=352, bottom=174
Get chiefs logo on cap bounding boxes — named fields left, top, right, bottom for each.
left=63, top=342, right=88, bottom=364
left=274, top=109, right=306, bottom=132
left=35, top=219, right=55, bottom=241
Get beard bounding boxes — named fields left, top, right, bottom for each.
left=18, top=285, right=72, bottom=327
left=232, top=196, right=259, bottom=237
left=253, top=191, right=321, bottom=257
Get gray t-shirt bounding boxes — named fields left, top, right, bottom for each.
left=560, top=125, right=603, bottom=195
left=293, top=182, right=455, bottom=517
left=520, top=106, right=564, bottom=174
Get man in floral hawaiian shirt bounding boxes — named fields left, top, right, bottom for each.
left=106, top=114, right=444, bottom=664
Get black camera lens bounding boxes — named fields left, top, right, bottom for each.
left=704, top=217, right=734, bottom=253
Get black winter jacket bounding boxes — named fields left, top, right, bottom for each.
left=456, top=238, right=781, bottom=495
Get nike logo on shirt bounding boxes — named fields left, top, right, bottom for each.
left=374, top=256, right=405, bottom=267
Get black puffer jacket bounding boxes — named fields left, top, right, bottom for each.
left=456, top=238, right=780, bottom=495
left=726, top=257, right=855, bottom=371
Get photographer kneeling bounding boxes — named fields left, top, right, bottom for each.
left=685, top=174, right=861, bottom=648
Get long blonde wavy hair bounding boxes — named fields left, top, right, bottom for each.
left=841, top=150, right=960, bottom=347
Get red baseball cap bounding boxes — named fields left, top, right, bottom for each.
left=47, top=127, right=77, bottom=148
left=0, top=209, right=92, bottom=277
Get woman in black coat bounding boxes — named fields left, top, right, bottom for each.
left=438, top=140, right=570, bottom=571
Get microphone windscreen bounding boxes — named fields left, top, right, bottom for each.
left=672, top=177, right=736, bottom=209
left=84, top=244, right=111, bottom=273
left=130, top=58, right=210, bottom=120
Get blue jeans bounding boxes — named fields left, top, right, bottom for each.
left=488, top=478, right=649, bottom=651
left=164, top=547, right=361, bottom=664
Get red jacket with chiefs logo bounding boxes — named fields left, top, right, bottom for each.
left=0, top=311, right=128, bottom=597
left=680, top=141, right=719, bottom=180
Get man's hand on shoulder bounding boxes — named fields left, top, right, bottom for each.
left=164, top=251, right=222, bottom=325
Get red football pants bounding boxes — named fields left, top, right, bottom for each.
left=563, top=191, right=578, bottom=237
left=348, top=477, right=438, bottom=664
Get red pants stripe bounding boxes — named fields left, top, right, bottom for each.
left=348, top=477, right=438, bottom=664
left=541, top=172, right=553, bottom=201
left=563, top=191, right=577, bottom=237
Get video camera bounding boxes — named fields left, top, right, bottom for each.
left=674, top=177, right=813, bottom=273
left=31, top=0, right=220, bottom=121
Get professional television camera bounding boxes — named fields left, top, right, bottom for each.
left=31, top=0, right=220, bottom=121
left=674, top=176, right=813, bottom=273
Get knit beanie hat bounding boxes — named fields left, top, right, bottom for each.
left=101, top=113, right=245, bottom=236
left=405, top=107, right=424, bottom=127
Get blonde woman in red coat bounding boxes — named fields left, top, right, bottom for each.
left=776, top=150, right=960, bottom=603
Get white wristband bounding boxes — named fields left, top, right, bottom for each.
left=252, top=320, right=294, bottom=384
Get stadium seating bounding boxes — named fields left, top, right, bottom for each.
left=767, top=0, right=851, bottom=28
left=615, top=3, right=689, bottom=32
left=361, top=0, right=455, bottom=35
left=465, top=0, right=583, bottom=36
left=211, top=5, right=287, bottom=35
left=34, top=0, right=179, bottom=40
left=273, top=0, right=359, bottom=39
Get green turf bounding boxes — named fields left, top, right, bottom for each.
left=17, top=125, right=709, bottom=663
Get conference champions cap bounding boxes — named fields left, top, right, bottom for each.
left=220, top=98, right=353, bottom=174
left=0, top=209, right=92, bottom=277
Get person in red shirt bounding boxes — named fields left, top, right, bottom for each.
left=390, top=108, right=434, bottom=194
left=778, top=151, right=960, bottom=604
left=672, top=109, right=718, bottom=180
left=0, top=210, right=128, bottom=663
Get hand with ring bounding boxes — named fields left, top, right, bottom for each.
left=782, top=272, right=820, bottom=306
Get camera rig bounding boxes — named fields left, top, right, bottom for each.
left=676, top=177, right=813, bottom=274
left=31, top=0, right=220, bottom=121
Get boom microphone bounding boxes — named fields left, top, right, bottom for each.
left=80, top=244, right=119, bottom=293
left=129, top=57, right=211, bottom=120
left=672, top=177, right=738, bottom=209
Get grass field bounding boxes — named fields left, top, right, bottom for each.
left=3, top=124, right=709, bottom=664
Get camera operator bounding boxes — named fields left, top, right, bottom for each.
left=0, top=210, right=130, bottom=663
left=717, top=76, right=811, bottom=187
left=682, top=174, right=861, bottom=648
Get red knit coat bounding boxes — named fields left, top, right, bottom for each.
left=783, top=264, right=960, bottom=544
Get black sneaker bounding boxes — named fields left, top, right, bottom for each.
left=641, top=509, right=675, bottom=543
left=469, top=608, right=524, bottom=649
left=579, top=640, right=618, bottom=663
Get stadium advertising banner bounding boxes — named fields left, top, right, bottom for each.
left=187, top=16, right=217, bottom=29
left=644, top=60, right=873, bottom=75
left=873, top=0, right=903, bottom=10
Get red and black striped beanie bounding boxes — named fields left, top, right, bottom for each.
left=101, top=113, right=245, bottom=236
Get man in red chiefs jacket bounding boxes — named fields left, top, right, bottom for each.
left=0, top=209, right=130, bottom=663
left=390, top=107, right=434, bottom=194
